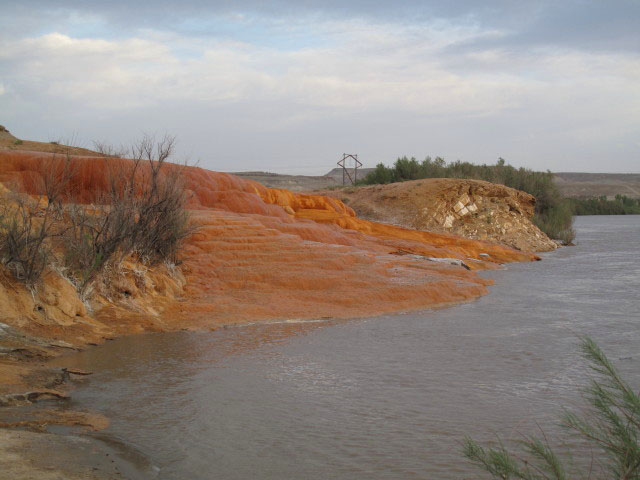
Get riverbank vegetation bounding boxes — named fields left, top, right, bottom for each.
left=358, top=157, right=575, bottom=243
left=0, top=136, right=192, bottom=293
left=463, top=337, right=640, bottom=479
left=569, top=195, right=640, bottom=215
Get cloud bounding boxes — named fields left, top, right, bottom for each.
left=3, top=1, right=639, bottom=52
left=0, top=26, right=532, bottom=114
left=1, top=5, right=639, bottom=173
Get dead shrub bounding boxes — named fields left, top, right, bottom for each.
left=118, top=134, right=193, bottom=264
left=0, top=136, right=192, bottom=295
left=92, top=140, right=127, bottom=158
left=0, top=155, right=73, bottom=287
left=0, top=195, right=51, bottom=285
left=62, top=134, right=193, bottom=295
left=62, top=201, right=136, bottom=295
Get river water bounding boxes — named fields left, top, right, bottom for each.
left=54, top=216, right=639, bottom=479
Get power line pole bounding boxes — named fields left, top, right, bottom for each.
left=337, top=153, right=362, bottom=185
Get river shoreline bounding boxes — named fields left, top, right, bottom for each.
left=44, top=217, right=639, bottom=480
left=0, top=295, right=490, bottom=480
left=0, top=151, right=546, bottom=478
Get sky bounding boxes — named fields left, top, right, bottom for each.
left=1, top=1, right=639, bottom=174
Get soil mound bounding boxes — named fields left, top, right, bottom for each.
left=321, top=178, right=557, bottom=252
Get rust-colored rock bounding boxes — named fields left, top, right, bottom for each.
left=0, top=150, right=540, bottom=405
left=0, top=151, right=538, bottom=333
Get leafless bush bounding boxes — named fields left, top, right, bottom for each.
left=62, top=134, right=193, bottom=295
left=0, top=196, right=50, bottom=285
left=62, top=200, right=137, bottom=295
left=0, top=155, right=73, bottom=286
left=92, top=140, right=127, bottom=158
left=126, top=135, right=193, bottom=264
left=0, top=134, right=192, bottom=294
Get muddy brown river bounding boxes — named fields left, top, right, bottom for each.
left=54, top=216, right=640, bottom=479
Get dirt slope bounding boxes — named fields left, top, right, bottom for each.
left=0, top=125, right=103, bottom=157
left=320, top=178, right=558, bottom=252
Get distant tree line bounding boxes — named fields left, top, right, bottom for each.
left=358, top=157, right=575, bottom=243
left=568, top=195, right=640, bottom=215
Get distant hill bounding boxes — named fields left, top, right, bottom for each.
left=231, top=167, right=376, bottom=191
left=232, top=168, right=640, bottom=198
left=230, top=171, right=339, bottom=191
left=3, top=125, right=637, bottom=199
left=323, top=167, right=375, bottom=183
left=554, top=172, right=640, bottom=199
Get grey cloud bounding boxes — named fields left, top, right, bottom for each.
left=5, top=1, right=639, bottom=52
left=2, top=1, right=638, bottom=174
left=447, top=1, right=640, bottom=54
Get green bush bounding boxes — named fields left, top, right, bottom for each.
left=532, top=198, right=575, bottom=244
left=463, top=337, right=640, bottom=479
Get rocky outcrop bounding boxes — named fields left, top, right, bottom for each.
left=321, top=178, right=558, bottom=252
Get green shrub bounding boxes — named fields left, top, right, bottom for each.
left=532, top=198, right=575, bottom=245
left=463, top=337, right=640, bottom=479
left=569, top=195, right=640, bottom=215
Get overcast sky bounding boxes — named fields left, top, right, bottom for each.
left=1, top=1, right=638, bottom=174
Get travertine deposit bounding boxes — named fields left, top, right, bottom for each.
left=0, top=151, right=538, bottom=411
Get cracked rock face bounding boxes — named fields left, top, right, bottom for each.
left=323, top=178, right=558, bottom=252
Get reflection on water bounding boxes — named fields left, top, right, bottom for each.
left=54, top=216, right=640, bottom=479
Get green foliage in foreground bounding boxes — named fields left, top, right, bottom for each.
left=358, top=157, right=574, bottom=242
left=463, top=337, right=640, bottom=479
left=569, top=195, right=640, bottom=216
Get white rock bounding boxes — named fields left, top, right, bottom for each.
left=443, top=215, right=455, bottom=228
left=427, top=257, right=471, bottom=270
